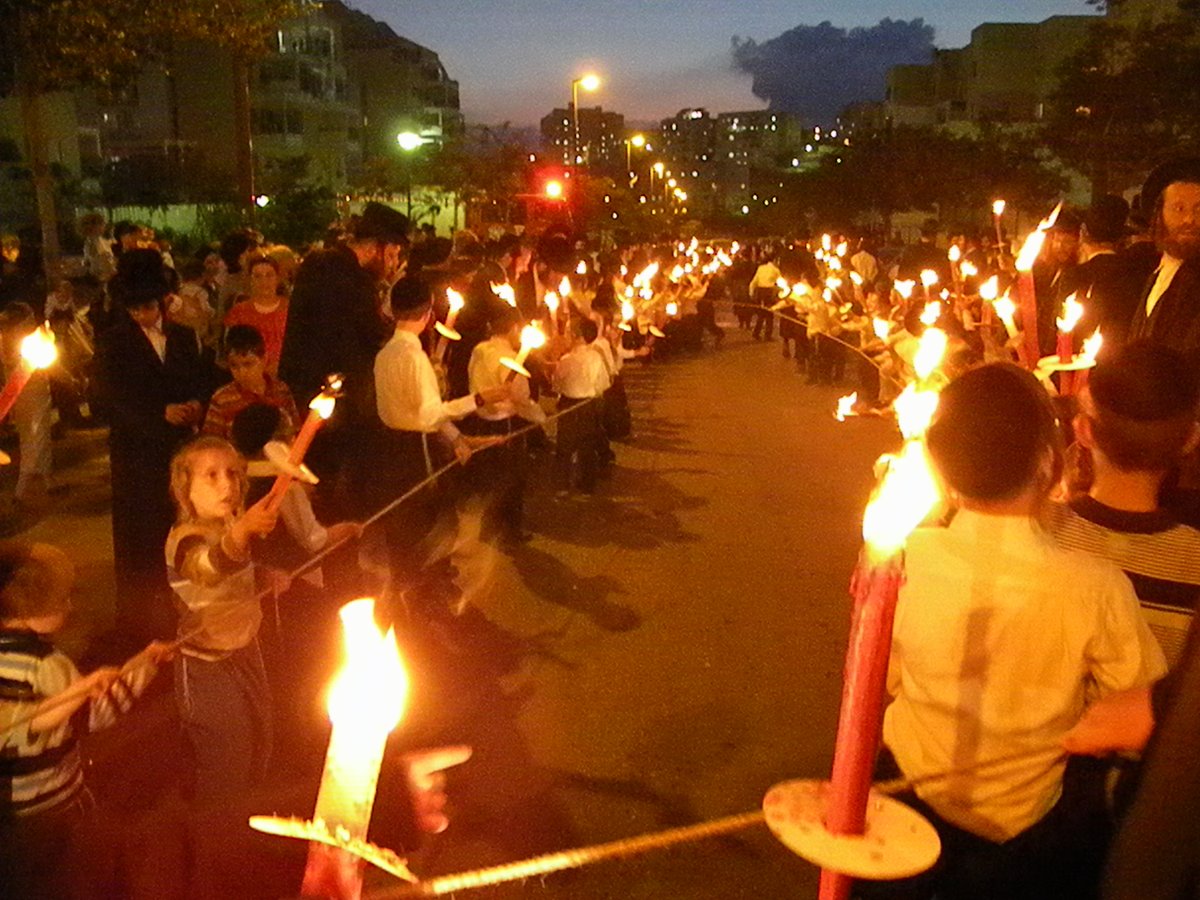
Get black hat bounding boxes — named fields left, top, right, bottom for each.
left=389, top=275, right=432, bottom=316
left=1083, top=195, right=1129, bottom=244
left=1141, top=157, right=1200, bottom=214
left=1047, top=207, right=1083, bottom=236
left=536, top=232, right=575, bottom=274
left=353, top=202, right=411, bottom=245
left=111, top=248, right=171, bottom=308
left=1091, top=340, right=1199, bottom=422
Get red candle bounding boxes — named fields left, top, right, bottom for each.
left=1014, top=272, right=1040, bottom=370
left=265, top=384, right=338, bottom=513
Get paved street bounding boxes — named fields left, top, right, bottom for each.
left=40, top=329, right=899, bottom=899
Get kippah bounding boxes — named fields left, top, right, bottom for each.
left=389, top=276, right=432, bottom=314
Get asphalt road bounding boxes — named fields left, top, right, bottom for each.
left=36, top=328, right=900, bottom=899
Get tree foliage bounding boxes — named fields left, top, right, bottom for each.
left=1044, top=12, right=1200, bottom=193
left=794, top=126, right=1067, bottom=230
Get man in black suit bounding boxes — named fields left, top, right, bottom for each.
left=97, top=249, right=205, bottom=645
left=1128, top=158, right=1200, bottom=368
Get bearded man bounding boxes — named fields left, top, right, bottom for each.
left=1128, top=158, right=1200, bottom=367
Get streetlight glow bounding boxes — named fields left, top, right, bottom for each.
left=630, top=134, right=646, bottom=148
left=578, top=74, right=601, bottom=92
left=396, top=132, right=424, bottom=151
left=545, top=180, right=564, bottom=200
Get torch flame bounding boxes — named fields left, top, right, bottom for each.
left=979, top=276, right=999, bottom=302
left=822, top=234, right=832, bottom=252
left=862, top=440, right=941, bottom=561
left=632, top=262, right=659, bottom=289
left=520, top=323, right=547, bottom=352
left=544, top=291, right=560, bottom=314
left=665, top=301, right=679, bottom=317
left=309, top=392, right=337, bottom=420
left=913, top=327, right=947, bottom=382
left=491, top=283, right=517, bottom=307
left=730, top=241, right=741, bottom=255
left=826, top=276, right=843, bottom=291
left=558, top=277, right=571, bottom=298
left=621, top=299, right=635, bottom=322
left=948, top=245, right=962, bottom=264
left=671, top=265, right=685, bottom=282
left=326, top=599, right=408, bottom=734
left=19, top=326, right=56, bottom=370
left=1081, top=328, right=1103, bottom=361
left=576, top=260, right=587, bottom=275
left=920, top=269, right=940, bottom=288
left=776, top=277, right=791, bottom=297
left=994, top=294, right=1017, bottom=321
left=1015, top=202, right=1064, bottom=273
left=836, top=240, right=849, bottom=258
left=446, top=288, right=465, bottom=314
left=791, top=283, right=811, bottom=300
left=993, top=199, right=1007, bottom=217
left=1057, top=293, right=1084, bottom=333
left=960, top=260, right=978, bottom=279
left=873, top=318, right=891, bottom=341
left=920, top=301, right=942, bottom=326
left=893, top=383, right=940, bottom=441
left=835, top=392, right=858, bottom=422
left=894, top=280, right=916, bottom=301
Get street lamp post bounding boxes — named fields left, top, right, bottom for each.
left=650, top=161, right=665, bottom=200
left=625, top=133, right=646, bottom=179
left=570, top=73, right=600, bottom=170
left=396, top=131, right=425, bottom=219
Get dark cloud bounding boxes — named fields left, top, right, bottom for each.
left=732, top=18, right=935, bottom=124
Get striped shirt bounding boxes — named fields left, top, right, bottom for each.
left=200, top=372, right=299, bottom=443
left=0, top=629, right=155, bottom=817
left=1047, top=496, right=1200, bottom=666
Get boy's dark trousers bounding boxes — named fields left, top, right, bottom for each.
left=752, top=287, right=776, bottom=340
left=461, top=415, right=527, bottom=540
left=555, top=397, right=601, bottom=492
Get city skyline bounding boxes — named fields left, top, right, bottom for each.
left=352, top=0, right=1095, bottom=125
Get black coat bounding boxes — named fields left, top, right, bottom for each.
left=278, top=245, right=390, bottom=423
left=1128, top=258, right=1200, bottom=370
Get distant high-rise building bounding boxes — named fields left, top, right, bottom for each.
left=540, top=105, right=625, bottom=171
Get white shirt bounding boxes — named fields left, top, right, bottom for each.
left=749, top=261, right=781, bottom=294
left=141, top=317, right=167, bottom=362
left=375, top=328, right=476, bottom=435
left=592, top=335, right=618, bottom=379
left=1145, top=253, right=1184, bottom=318
left=553, top=343, right=609, bottom=399
left=851, top=249, right=879, bottom=285
left=883, top=509, right=1166, bottom=842
left=467, top=336, right=545, bottom=424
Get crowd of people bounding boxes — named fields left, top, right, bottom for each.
left=0, top=154, right=1198, bottom=899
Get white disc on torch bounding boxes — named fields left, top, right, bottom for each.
left=649, top=326, right=666, bottom=338
left=435, top=323, right=463, bottom=341
left=762, top=779, right=940, bottom=880
left=1036, top=354, right=1095, bottom=373
left=263, top=441, right=320, bottom=484
left=499, top=357, right=531, bottom=379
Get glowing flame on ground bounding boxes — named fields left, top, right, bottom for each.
left=862, top=440, right=941, bottom=561
left=1057, top=293, right=1084, bottom=333
left=920, top=301, right=942, bottom=326
left=835, top=392, right=858, bottom=422
left=20, top=327, right=56, bottom=370
left=913, top=327, right=948, bottom=382
left=326, top=599, right=408, bottom=735
left=491, top=283, right=517, bottom=307
left=1015, top=202, right=1064, bottom=272
left=1081, top=328, right=1103, bottom=362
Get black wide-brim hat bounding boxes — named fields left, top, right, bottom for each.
left=1141, top=157, right=1200, bottom=215
left=353, top=202, right=411, bottom=245
left=111, top=248, right=171, bottom=307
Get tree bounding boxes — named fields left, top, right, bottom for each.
left=0, top=0, right=304, bottom=276
left=1044, top=12, right=1200, bottom=194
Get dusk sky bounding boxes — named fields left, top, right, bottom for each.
left=349, top=1, right=1096, bottom=126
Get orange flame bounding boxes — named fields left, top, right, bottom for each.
left=19, top=326, right=56, bottom=370
left=1057, top=293, right=1084, bottom=333
left=835, top=392, right=858, bottom=422
left=862, top=440, right=941, bottom=560
left=326, top=599, right=408, bottom=734
left=1015, top=202, right=1063, bottom=272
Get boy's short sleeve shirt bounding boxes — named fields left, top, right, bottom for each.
left=883, top=509, right=1167, bottom=842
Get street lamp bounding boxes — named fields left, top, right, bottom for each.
left=570, top=73, right=601, bottom=168
left=625, top=132, right=646, bottom=175
left=396, top=131, right=426, bottom=217
left=650, top=160, right=665, bottom=198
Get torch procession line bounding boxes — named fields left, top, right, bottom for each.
left=728, top=302, right=905, bottom=388
left=360, top=744, right=1070, bottom=898
left=0, top=399, right=601, bottom=745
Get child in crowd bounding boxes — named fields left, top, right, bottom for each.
left=223, top=255, right=289, bottom=374
left=876, top=363, right=1165, bottom=900
left=166, top=436, right=277, bottom=807
left=202, top=324, right=299, bottom=441
left=0, top=541, right=169, bottom=898
left=1049, top=341, right=1200, bottom=666
left=551, top=317, right=609, bottom=497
